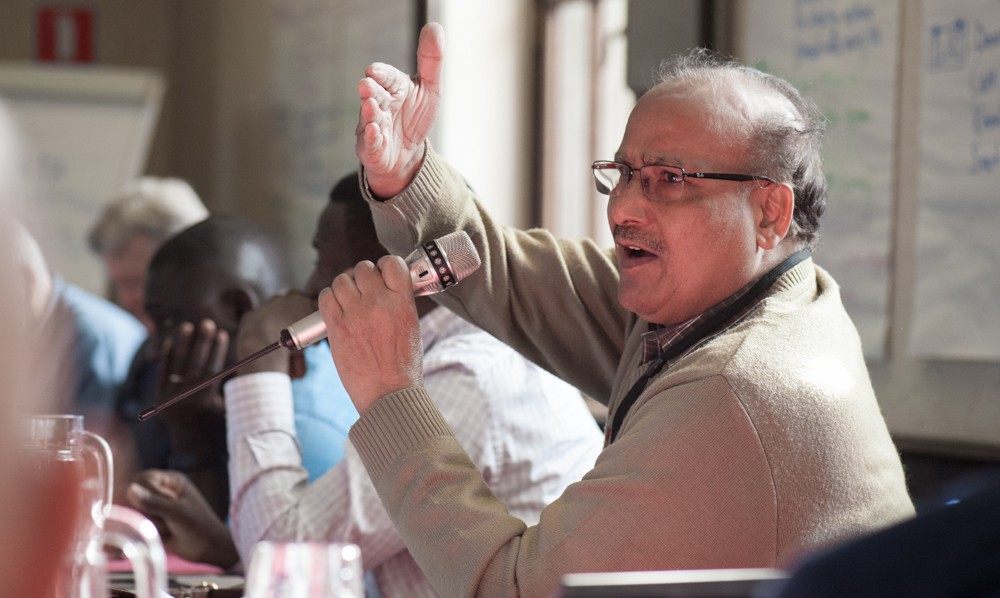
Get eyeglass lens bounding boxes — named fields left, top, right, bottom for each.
left=593, top=163, right=684, bottom=200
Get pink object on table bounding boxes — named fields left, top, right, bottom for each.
left=107, top=552, right=223, bottom=575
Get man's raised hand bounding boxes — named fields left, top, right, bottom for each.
left=355, top=22, right=444, bottom=198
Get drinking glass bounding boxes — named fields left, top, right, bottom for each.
left=245, top=541, right=365, bottom=598
left=21, top=414, right=168, bottom=598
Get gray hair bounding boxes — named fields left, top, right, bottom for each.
left=653, top=48, right=828, bottom=249
left=87, top=177, right=209, bottom=255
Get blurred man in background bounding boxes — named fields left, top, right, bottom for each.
left=93, top=178, right=210, bottom=501
left=9, top=218, right=146, bottom=433
left=88, top=176, right=208, bottom=332
left=125, top=215, right=357, bottom=570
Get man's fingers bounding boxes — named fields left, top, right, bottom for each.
left=317, top=286, right=341, bottom=324
left=168, top=322, right=194, bottom=378
left=357, top=95, right=379, bottom=137
left=351, top=260, right=384, bottom=295
left=324, top=259, right=410, bottom=315
left=331, top=269, right=363, bottom=306
left=363, top=61, right=388, bottom=81
left=357, top=87, right=384, bottom=130
left=209, top=329, right=228, bottom=374
left=364, top=122, right=384, bottom=152
left=188, top=319, right=216, bottom=377
left=356, top=95, right=385, bottom=152
left=378, top=255, right=414, bottom=295
left=158, top=335, right=174, bottom=386
left=357, top=76, right=380, bottom=101
left=127, top=482, right=173, bottom=516
left=138, top=469, right=183, bottom=498
left=359, top=76, right=395, bottom=110
left=416, top=22, right=445, bottom=89
left=365, top=62, right=405, bottom=95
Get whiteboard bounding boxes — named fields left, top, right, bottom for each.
left=735, top=0, right=900, bottom=360
left=910, top=0, right=1000, bottom=361
left=0, top=63, right=164, bottom=296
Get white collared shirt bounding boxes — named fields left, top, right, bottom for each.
left=225, top=307, right=603, bottom=597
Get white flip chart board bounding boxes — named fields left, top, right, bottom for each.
left=0, top=63, right=164, bottom=296
left=910, top=0, right=1000, bottom=361
left=736, top=0, right=900, bottom=360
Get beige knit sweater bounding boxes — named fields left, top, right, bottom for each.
left=349, top=148, right=915, bottom=597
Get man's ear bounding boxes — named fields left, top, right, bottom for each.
left=755, top=182, right=794, bottom=249
left=220, top=287, right=258, bottom=324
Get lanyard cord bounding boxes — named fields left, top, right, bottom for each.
left=605, top=249, right=811, bottom=444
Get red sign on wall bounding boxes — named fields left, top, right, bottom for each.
left=36, top=7, right=95, bottom=63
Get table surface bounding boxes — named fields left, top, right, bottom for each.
left=108, top=553, right=243, bottom=597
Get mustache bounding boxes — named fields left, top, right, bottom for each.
left=613, top=226, right=664, bottom=254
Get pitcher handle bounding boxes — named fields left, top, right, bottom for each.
left=103, top=504, right=169, bottom=598
left=82, top=430, right=114, bottom=518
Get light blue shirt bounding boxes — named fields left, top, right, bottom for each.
left=49, top=276, right=147, bottom=416
left=291, top=340, right=358, bottom=482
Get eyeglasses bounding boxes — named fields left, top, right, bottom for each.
left=591, top=160, right=775, bottom=203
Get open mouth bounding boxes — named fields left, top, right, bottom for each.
left=617, top=242, right=658, bottom=268
left=613, top=226, right=661, bottom=267
left=624, top=244, right=654, bottom=259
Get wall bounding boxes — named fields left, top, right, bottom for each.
left=165, top=0, right=416, bottom=285
left=431, top=0, right=537, bottom=228
left=0, top=0, right=416, bottom=288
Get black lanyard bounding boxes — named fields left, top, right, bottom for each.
left=605, top=249, right=811, bottom=444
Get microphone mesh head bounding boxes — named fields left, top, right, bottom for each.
left=437, top=231, right=482, bottom=282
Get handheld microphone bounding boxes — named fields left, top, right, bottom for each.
left=279, top=230, right=481, bottom=351
left=138, top=230, right=480, bottom=421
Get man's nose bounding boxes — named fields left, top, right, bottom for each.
left=607, top=177, right=650, bottom=227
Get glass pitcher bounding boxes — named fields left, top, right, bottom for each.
left=21, top=413, right=168, bottom=598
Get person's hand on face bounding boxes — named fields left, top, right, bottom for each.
left=355, top=22, right=444, bottom=198
left=155, top=318, right=228, bottom=416
left=318, top=255, right=424, bottom=414
left=234, top=290, right=315, bottom=377
left=126, top=469, right=240, bottom=569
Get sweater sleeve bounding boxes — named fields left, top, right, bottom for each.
left=364, top=146, right=629, bottom=403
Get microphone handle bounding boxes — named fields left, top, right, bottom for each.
left=281, top=240, right=459, bottom=351
left=139, top=232, right=478, bottom=420
left=279, top=311, right=325, bottom=351
left=139, top=254, right=440, bottom=421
